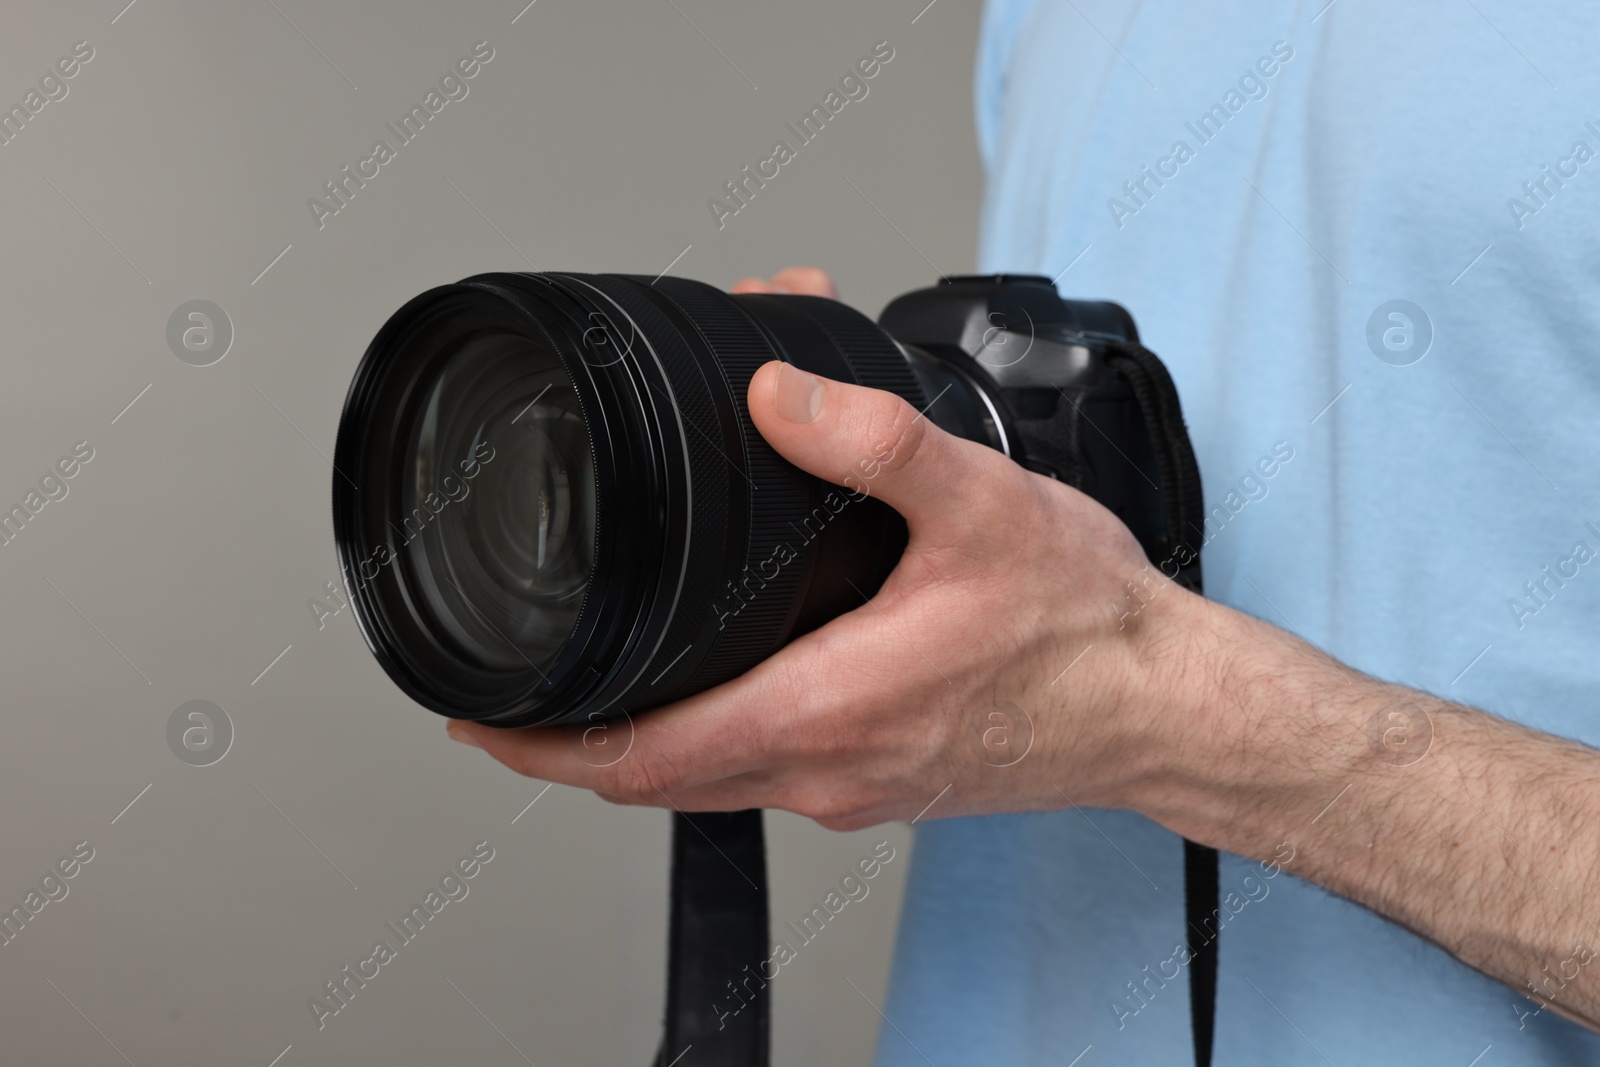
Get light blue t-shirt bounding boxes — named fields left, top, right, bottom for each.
left=879, top=2, right=1600, bottom=1064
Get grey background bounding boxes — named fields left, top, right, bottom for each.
left=0, top=1, right=982, bottom=1064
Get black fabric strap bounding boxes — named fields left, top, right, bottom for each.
left=1107, top=342, right=1216, bottom=1067
left=1182, top=838, right=1220, bottom=1067
left=1106, top=343, right=1206, bottom=589
left=657, top=810, right=770, bottom=1067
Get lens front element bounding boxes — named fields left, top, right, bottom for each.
left=405, top=331, right=595, bottom=677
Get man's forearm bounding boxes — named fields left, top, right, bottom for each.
left=1143, top=595, right=1600, bottom=1029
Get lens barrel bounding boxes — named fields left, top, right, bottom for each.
left=333, top=273, right=932, bottom=727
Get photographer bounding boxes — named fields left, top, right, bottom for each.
left=447, top=6, right=1600, bottom=1064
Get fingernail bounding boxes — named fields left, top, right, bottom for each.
left=774, top=363, right=823, bottom=423
left=447, top=721, right=483, bottom=749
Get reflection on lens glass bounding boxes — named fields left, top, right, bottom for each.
left=403, top=330, right=594, bottom=675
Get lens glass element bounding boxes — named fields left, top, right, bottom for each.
left=403, top=329, right=594, bottom=675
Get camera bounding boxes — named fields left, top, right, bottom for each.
left=331, top=272, right=1196, bottom=729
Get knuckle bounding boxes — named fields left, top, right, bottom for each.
left=814, top=805, right=877, bottom=833
left=609, top=751, right=677, bottom=803
left=856, top=394, right=930, bottom=482
left=793, top=787, right=865, bottom=827
left=784, top=267, right=835, bottom=296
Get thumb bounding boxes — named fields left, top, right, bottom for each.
left=747, top=360, right=1001, bottom=531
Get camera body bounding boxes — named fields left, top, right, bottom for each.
left=882, top=274, right=1186, bottom=585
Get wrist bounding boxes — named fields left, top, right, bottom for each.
left=1121, top=591, right=1383, bottom=861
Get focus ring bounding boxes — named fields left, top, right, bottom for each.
left=640, top=277, right=817, bottom=689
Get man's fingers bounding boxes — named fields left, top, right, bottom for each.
left=446, top=718, right=653, bottom=794
left=444, top=669, right=787, bottom=800
left=747, top=360, right=1009, bottom=532
left=768, top=266, right=837, bottom=298
left=597, top=769, right=781, bottom=813
left=730, top=267, right=837, bottom=298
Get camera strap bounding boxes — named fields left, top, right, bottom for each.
left=1106, top=340, right=1217, bottom=1067
left=656, top=810, right=770, bottom=1067
left=653, top=340, right=1215, bottom=1067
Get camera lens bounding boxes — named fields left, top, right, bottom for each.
left=405, top=331, right=593, bottom=675
left=334, top=273, right=996, bottom=728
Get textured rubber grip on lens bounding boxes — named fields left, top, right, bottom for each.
left=778, top=295, right=928, bottom=408
left=640, top=276, right=817, bottom=691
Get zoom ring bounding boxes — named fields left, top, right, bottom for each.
left=641, top=276, right=818, bottom=692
